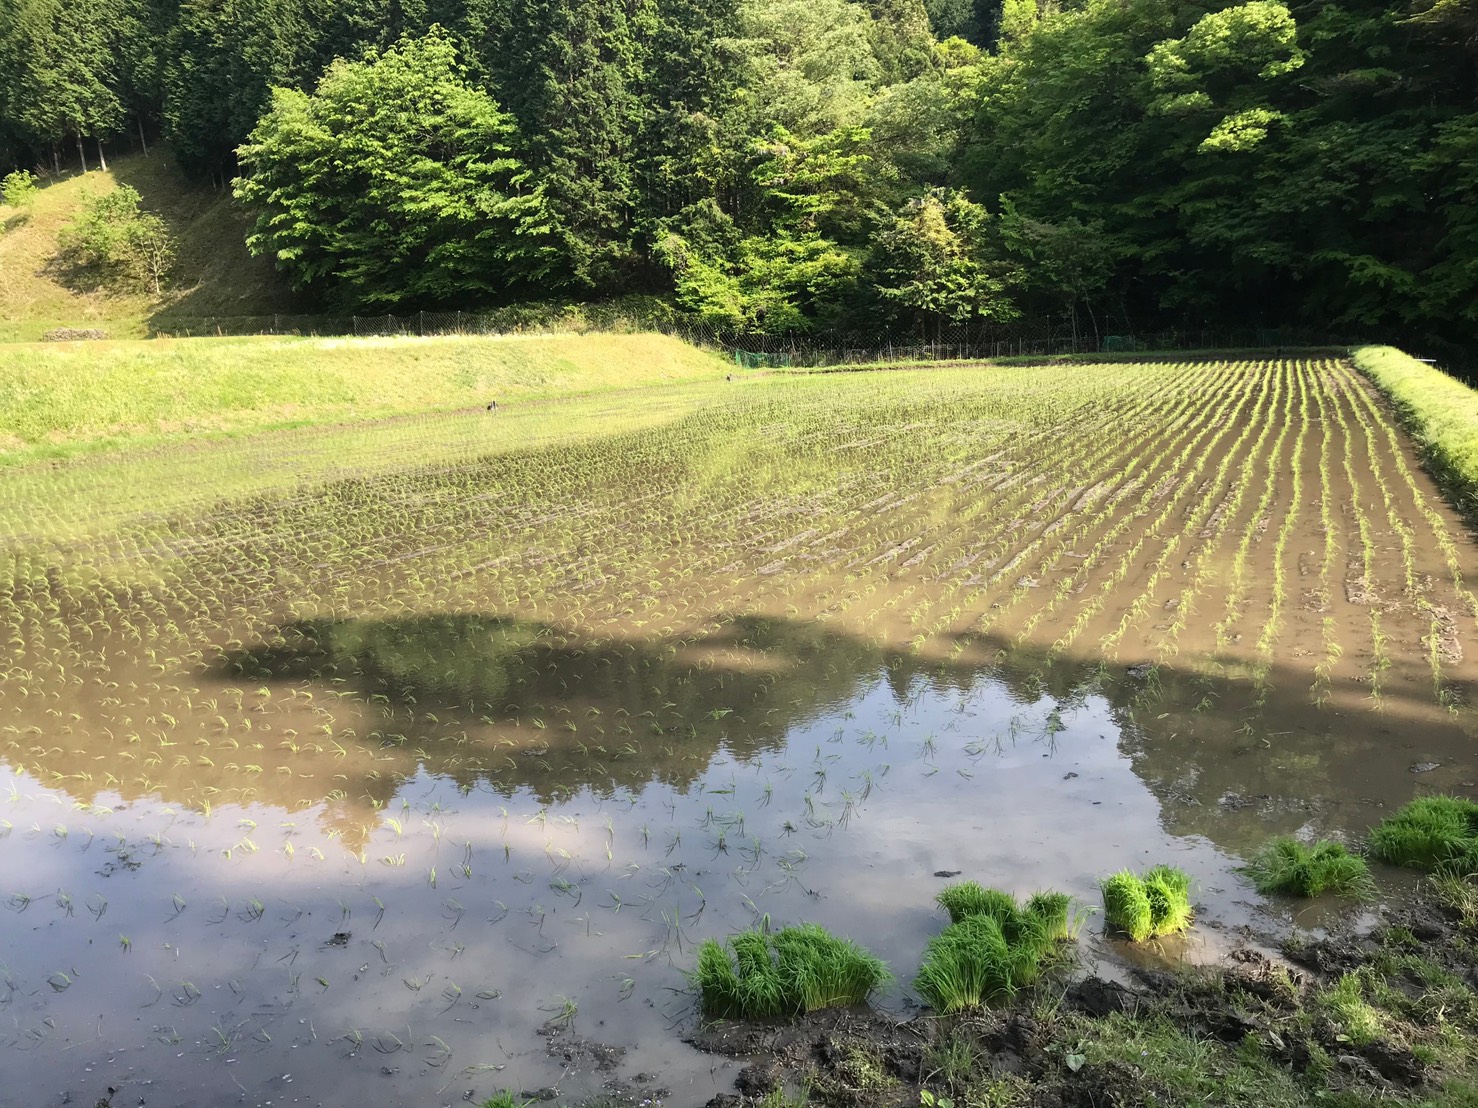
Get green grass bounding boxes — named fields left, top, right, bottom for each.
left=1352, top=345, right=1478, bottom=517
left=1243, top=837, right=1375, bottom=898
left=1101, top=866, right=1194, bottom=942
left=916, top=885, right=1073, bottom=1012
left=481, top=1094, right=531, bottom=1108
left=0, top=330, right=724, bottom=464
left=690, top=923, right=891, bottom=1020
left=1368, top=796, right=1478, bottom=872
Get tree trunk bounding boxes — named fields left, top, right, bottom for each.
left=137, top=117, right=148, bottom=155
left=52, top=144, right=60, bottom=174
left=76, top=132, right=87, bottom=174
left=97, top=137, right=107, bottom=172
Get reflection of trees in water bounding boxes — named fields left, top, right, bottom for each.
left=222, top=613, right=986, bottom=805
left=1091, top=660, right=1477, bottom=856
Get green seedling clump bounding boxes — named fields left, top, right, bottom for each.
left=1101, top=866, right=1194, bottom=942
left=1368, top=796, right=1478, bottom=873
left=1243, top=836, right=1374, bottom=898
left=935, top=881, right=1072, bottom=940
left=691, top=922, right=890, bottom=1019
left=917, top=885, right=1074, bottom=1012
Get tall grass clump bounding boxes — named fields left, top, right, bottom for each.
left=1101, top=866, right=1194, bottom=942
left=690, top=923, right=890, bottom=1020
left=1368, top=796, right=1478, bottom=872
left=916, top=885, right=1074, bottom=1012
left=1243, top=836, right=1374, bottom=898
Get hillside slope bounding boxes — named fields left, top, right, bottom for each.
left=0, top=331, right=726, bottom=463
left=0, top=150, right=293, bottom=341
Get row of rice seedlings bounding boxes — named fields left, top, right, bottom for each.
left=1064, top=364, right=1283, bottom=672
left=1045, top=362, right=1275, bottom=662
left=1211, top=358, right=1297, bottom=654
left=824, top=367, right=1203, bottom=648
left=997, top=361, right=1256, bottom=648
left=1334, top=358, right=1478, bottom=624
left=1322, top=366, right=1392, bottom=706
left=1090, top=361, right=1284, bottom=659
left=1308, top=370, right=1344, bottom=708
left=1154, top=363, right=1295, bottom=671
left=1327, top=370, right=1451, bottom=703
left=1332, top=362, right=1475, bottom=710
left=1246, top=360, right=1315, bottom=705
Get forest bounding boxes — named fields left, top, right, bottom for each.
left=0, top=0, right=1473, bottom=347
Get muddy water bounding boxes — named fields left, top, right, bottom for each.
left=1, top=360, right=1474, bottom=1107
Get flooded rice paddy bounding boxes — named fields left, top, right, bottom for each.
left=1, top=358, right=1474, bottom=1107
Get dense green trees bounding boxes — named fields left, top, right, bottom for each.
left=234, top=30, right=556, bottom=307
left=0, top=0, right=1473, bottom=346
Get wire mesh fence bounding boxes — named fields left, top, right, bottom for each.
left=148, top=310, right=1371, bottom=366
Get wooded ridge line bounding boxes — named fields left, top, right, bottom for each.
left=0, top=0, right=1471, bottom=355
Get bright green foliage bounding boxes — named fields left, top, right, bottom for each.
left=1368, top=796, right=1478, bottom=873
left=690, top=923, right=891, bottom=1019
left=1, top=168, right=38, bottom=209
left=870, top=190, right=1019, bottom=328
left=1145, top=2, right=1304, bottom=153
left=1101, top=866, right=1193, bottom=941
left=481, top=1094, right=532, bottom=1108
left=1101, top=871, right=1155, bottom=942
left=57, top=184, right=175, bottom=294
left=1243, top=837, right=1374, bottom=898
left=234, top=30, right=556, bottom=309
left=918, top=884, right=1072, bottom=1011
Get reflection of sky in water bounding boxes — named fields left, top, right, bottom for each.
left=1, top=647, right=1450, bottom=1108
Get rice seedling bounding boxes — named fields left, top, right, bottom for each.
left=1242, top=837, right=1374, bottom=898
left=1368, top=796, right=1478, bottom=872
left=690, top=922, right=890, bottom=1019
left=1100, top=866, right=1193, bottom=942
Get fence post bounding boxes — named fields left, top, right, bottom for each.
left=419, top=310, right=425, bottom=336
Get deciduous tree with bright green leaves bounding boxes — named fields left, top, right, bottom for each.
left=233, top=28, right=559, bottom=310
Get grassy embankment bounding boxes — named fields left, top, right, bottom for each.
left=0, top=150, right=292, bottom=341
left=1352, top=345, right=1478, bottom=519
left=0, top=331, right=726, bottom=465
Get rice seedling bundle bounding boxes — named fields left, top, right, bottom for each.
left=1100, top=866, right=1193, bottom=941
left=917, top=884, right=1073, bottom=1012
left=1243, top=836, right=1374, bottom=898
left=1368, top=796, right=1478, bottom=873
left=690, top=923, right=890, bottom=1020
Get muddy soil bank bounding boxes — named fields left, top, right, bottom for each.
left=682, top=891, right=1478, bottom=1108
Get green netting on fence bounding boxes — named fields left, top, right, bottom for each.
left=734, top=349, right=794, bottom=368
